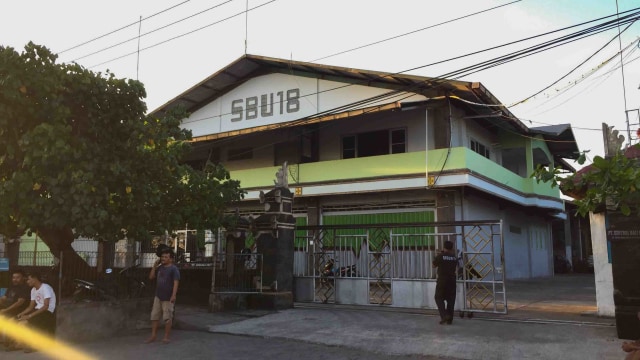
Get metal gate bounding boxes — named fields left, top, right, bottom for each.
left=459, top=221, right=507, bottom=314
left=294, top=221, right=507, bottom=314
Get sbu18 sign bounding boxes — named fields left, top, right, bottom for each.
left=231, top=88, right=300, bottom=122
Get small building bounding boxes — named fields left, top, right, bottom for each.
left=151, top=54, right=579, bottom=281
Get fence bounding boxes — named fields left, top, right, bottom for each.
left=0, top=250, right=152, bottom=301
left=293, top=229, right=458, bottom=279
left=211, top=253, right=263, bottom=293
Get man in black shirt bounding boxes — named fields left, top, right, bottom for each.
left=433, top=241, right=457, bottom=325
left=1, top=269, right=30, bottom=347
left=0, top=269, right=30, bottom=318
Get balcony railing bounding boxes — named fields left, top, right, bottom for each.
left=229, top=147, right=560, bottom=199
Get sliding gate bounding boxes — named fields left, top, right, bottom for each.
left=293, top=221, right=507, bottom=314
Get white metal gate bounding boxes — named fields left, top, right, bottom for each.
left=294, top=221, right=506, bottom=314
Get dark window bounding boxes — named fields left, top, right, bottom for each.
left=342, top=136, right=356, bottom=159
left=470, top=139, right=490, bottom=159
left=228, top=147, right=253, bottom=161
left=342, top=128, right=406, bottom=159
left=391, top=129, right=406, bottom=154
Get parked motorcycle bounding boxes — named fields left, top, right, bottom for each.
left=73, top=264, right=145, bottom=302
left=320, top=258, right=357, bottom=285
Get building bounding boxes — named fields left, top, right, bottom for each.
left=151, top=54, right=580, bottom=281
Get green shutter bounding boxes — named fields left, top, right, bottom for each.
left=321, top=211, right=435, bottom=250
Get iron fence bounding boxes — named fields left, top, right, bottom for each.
left=0, top=250, right=152, bottom=301
left=211, top=253, right=263, bottom=293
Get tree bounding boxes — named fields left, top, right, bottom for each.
left=0, top=43, right=244, bottom=276
left=532, top=146, right=640, bottom=217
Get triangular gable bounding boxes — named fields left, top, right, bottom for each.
left=183, top=72, right=427, bottom=138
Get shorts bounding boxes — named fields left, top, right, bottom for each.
left=150, top=296, right=174, bottom=323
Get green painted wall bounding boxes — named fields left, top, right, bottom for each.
left=230, top=148, right=560, bottom=199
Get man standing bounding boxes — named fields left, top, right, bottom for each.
left=146, top=248, right=180, bottom=344
left=433, top=240, right=458, bottom=325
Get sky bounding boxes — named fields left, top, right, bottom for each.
left=3, top=0, right=640, bottom=164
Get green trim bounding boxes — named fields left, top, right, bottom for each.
left=229, top=147, right=560, bottom=199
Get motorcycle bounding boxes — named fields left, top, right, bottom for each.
left=320, top=258, right=357, bottom=285
left=73, top=264, right=145, bottom=302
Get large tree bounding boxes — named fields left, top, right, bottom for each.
left=0, top=43, right=244, bottom=274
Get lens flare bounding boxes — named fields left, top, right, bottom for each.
left=0, top=316, right=95, bottom=360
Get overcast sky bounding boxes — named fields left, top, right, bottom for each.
left=3, top=0, right=640, bottom=162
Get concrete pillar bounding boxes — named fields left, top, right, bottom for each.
left=255, top=187, right=295, bottom=292
left=589, top=212, right=614, bottom=317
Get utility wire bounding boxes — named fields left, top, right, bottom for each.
left=59, top=0, right=192, bottom=54
left=187, top=11, right=640, bottom=156
left=523, top=40, right=638, bottom=116
left=74, top=0, right=234, bottom=62
left=88, top=0, right=275, bottom=69
left=437, top=11, right=640, bottom=82
left=180, top=8, right=640, bottom=127
left=309, top=0, right=522, bottom=63
left=510, top=20, right=636, bottom=107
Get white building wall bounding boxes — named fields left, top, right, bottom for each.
left=463, top=195, right=553, bottom=279
left=184, top=73, right=426, bottom=139
left=318, top=108, right=427, bottom=161
left=503, top=213, right=531, bottom=279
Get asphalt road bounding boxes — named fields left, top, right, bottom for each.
left=5, top=329, right=451, bottom=360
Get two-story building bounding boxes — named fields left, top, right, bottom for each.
left=151, top=54, right=579, bottom=282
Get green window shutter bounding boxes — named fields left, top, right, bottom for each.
left=294, top=216, right=308, bottom=249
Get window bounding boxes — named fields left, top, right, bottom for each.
left=470, top=139, right=490, bottom=159
left=228, top=147, right=253, bottom=161
left=342, top=128, right=406, bottom=159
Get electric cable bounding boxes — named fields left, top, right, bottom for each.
left=88, top=0, right=276, bottom=69
left=524, top=42, right=638, bottom=117
left=309, top=0, right=522, bottom=63
left=510, top=20, right=636, bottom=107
left=177, top=9, right=640, bottom=162
left=73, top=0, right=234, bottom=62
left=59, top=0, right=193, bottom=55
left=180, top=8, right=640, bottom=128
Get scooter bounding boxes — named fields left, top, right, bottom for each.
left=73, top=264, right=145, bottom=302
left=321, top=258, right=357, bottom=283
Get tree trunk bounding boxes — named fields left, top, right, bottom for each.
left=38, top=227, right=97, bottom=281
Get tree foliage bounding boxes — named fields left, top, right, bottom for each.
left=0, top=43, right=244, bottom=251
left=532, top=147, right=640, bottom=217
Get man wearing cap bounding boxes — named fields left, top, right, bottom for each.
left=433, top=240, right=458, bottom=325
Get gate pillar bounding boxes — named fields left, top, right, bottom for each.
left=252, top=163, right=296, bottom=309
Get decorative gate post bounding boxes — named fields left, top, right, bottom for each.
left=252, top=163, right=296, bottom=309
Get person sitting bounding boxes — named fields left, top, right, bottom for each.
left=10, top=272, right=57, bottom=353
left=0, top=269, right=31, bottom=349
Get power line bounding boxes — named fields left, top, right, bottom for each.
left=390, top=7, right=640, bottom=80
left=522, top=40, right=638, bottom=116
left=187, top=10, right=640, bottom=156
left=88, top=0, right=276, bottom=69
left=59, top=0, right=193, bottom=55
left=510, top=20, right=636, bottom=107
left=309, top=0, right=522, bottom=63
left=180, top=8, right=640, bottom=128
left=73, top=0, right=234, bottom=62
